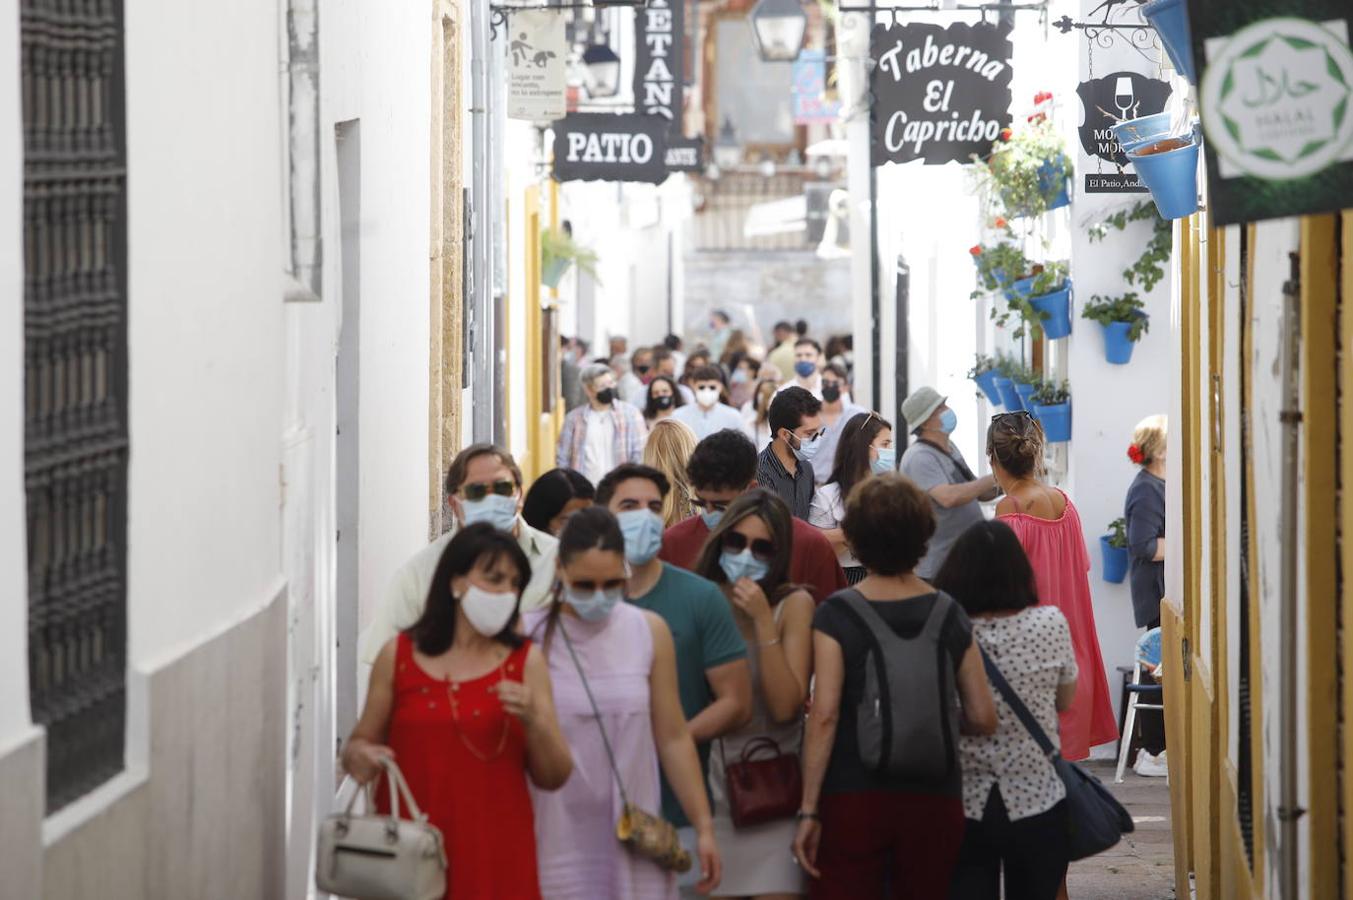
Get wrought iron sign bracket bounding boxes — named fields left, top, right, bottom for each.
left=490, top=1, right=648, bottom=40
left=1053, top=15, right=1157, bottom=52
left=835, top=0, right=1047, bottom=22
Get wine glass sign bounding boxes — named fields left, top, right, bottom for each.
left=1076, top=70, right=1173, bottom=192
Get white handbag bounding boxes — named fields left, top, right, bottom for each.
left=316, top=757, right=448, bottom=900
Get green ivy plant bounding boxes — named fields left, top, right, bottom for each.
left=1106, top=517, right=1128, bottom=549
left=1082, top=291, right=1150, bottom=341
left=1087, top=201, right=1171, bottom=293
left=1031, top=379, right=1070, bottom=406
left=970, top=118, right=1073, bottom=220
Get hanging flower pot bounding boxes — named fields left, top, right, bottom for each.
left=1127, top=136, right=1200, bottom=220
left=994, top=375, right=1023, bottom=411
left=1100, top=535, right=1130, bottom=583
left=1037, top=161, right=1071, bottom=211
left=1142, top=0, right=1196, bottom=84
left=1083, top=293, right=1150, bottom=364
left=1029, top=380, right=1071, bottom=442
left=1102, top=321, right=1138, bottom=364
left=974, top=369, right=1002, bottom=405
left=1029, top=280, right=1073, bottom=340
left=1004, top=274, right=1036, bottom=302
left=1110, top=112, right=1173, bottom=150
left=1014, top=380, right=1038, bottom=410
left=541, top=257, right=572, bottom=289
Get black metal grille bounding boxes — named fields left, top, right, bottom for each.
left=21, top=0, right=129, bottom=813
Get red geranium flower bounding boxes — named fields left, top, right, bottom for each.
left=999, top=128, right=1013, bottom=141
left=994, top=217, right=1007, bottom=229
left=1127, top=444, right=1145, bottom=464
left=969, top=245, right=982, bottom=256
left=1034, top=90, right=1054, bottom=104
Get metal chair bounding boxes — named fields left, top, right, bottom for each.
left=1115, top=627, right=1164, bottom=783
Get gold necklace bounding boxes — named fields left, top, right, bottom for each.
left=445, top=661, right=510, bottom=762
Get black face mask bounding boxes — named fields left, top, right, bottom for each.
left=653, top=394, right=674, bottom=410
left=636, top=364, right=651, bottom=375
left=821, top=383, right=842, bottom=403
left=595, top=387, right=615, bottom=405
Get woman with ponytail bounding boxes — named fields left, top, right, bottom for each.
left=1124, top=415, right=1167, bottom=629
left=986, top=412, right=1117, bottom=763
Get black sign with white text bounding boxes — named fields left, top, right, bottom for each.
left=1076, top=71, right=1172, bottom=193
left=633, top=0, right=683, bottom=131
left=552, top=114, right=670, bottom=184
left=871, top=22, right=1013, bottom=166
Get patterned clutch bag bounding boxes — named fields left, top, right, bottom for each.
left=616, top=803, right=693, bottom=873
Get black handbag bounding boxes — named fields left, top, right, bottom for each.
left=981, top=650, right=1135, bottom=861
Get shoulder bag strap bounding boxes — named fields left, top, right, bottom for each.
left=979, top=647, right=1057, bottom=759
left=916, top=438, right=977, bottom=483
left=559, top=622, right=632, bottom=808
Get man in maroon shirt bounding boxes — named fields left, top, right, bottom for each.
left=660, top=428, right=847, bottom=603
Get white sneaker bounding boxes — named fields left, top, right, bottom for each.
left=1134, top=749, right=1169, bottom=777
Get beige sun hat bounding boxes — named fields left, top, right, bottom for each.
left=902, top=386, right=946, bottom=432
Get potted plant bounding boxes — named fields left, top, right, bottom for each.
left=971, top=115, right=1073, bottom=219
left=1126, top=134, right=1199, bottom=221
left=969, top=354, right=1002, bottom=405
left=992, top=354, right=1023, bottom=411
left=1011, top=361, right=1039, bottom=410
left=541, top=227, right=599, bottom=289
left=1082, top=292, right=1149, bottom=364
left=1030, top=379, right=1071, bottom=442
left=1142, top=0, right=1195, bottom=84
left=1023, top=261, right=1072, bottom=340
left=1100, top=517, right=1130, bottom=583
left=969, top=241, right=1030, bottom=297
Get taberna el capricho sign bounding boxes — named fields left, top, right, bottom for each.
left=871, top=21, right=1014, bottom=166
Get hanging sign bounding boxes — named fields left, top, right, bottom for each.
left=552, top=114, right=670, bottom=184
left=665, top=137, right=704, bottom=172
left=792, top=49, right=841, bottom=125
left=870, top=22, right=1013, bottom=166
left=507, top=10, right=567, bottom=123
left=633, top=0, right=684, bottom=128
left=1076, top=71, right=1173, bottom=193
left=1192, top=4, right=1353, bottom=224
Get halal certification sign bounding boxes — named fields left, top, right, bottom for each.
left=1201, top=18, right=1353, bottom=180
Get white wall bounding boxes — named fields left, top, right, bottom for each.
left=0, top=1, right=29, bottom=748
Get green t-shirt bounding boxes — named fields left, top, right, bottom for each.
left=627, top=562, right=748, bottom=826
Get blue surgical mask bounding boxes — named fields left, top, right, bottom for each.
left=939, top=409, right=958, bottom=434
left=794, top=361, right=816, bottom=379
left=617, top=509, right=664, bottom=565
left=563, top=583, right=624, bottom=622
left=871, top=446, right=897, bottom=474
left=790, top=431, right=821, bottom=464
left=701, top=509, right=724, bottom=530
left=462, top=492, right=518, bottom=531
left=730, top=369, right=749, bottom=384
left=720, top=549, right=769, bottom=584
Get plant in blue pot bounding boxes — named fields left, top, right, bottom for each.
left=1016, top=261, right=1072, bottom=340
left=1030, top=379, right=1072, bottom=443
left=1082, top=291, right=1149, bottom=364
left=541, top=227, right=600, bottom=289
left=1126, top=133, right=1199, bottom=221
left=969, top=354, right=1003, bottom=406
left=1100, top=517, right=1130, bottom=584
left=970, top=114, right=1074, bottom=220
left=992, top=354, right=1023, bottom=411
left=969, top=240, right=1030, bottom=299
left=1010, top=361, right=1039, bottom=411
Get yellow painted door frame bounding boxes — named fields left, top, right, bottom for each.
left=523, top=185, right=546, bottom=484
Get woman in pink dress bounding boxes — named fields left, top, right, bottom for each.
left=987, top=411, right=1117, bottom=761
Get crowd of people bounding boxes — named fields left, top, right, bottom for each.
left=342, top=311, right=1169, bottom=900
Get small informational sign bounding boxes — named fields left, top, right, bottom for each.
left=1076, top=71, right=1173, bottom=193
left=507, top=10, right=567, bottom=122
left=870, top=21, right=1013, bottom=166
left=552, top=114, right=670, bottom=184
left=633, top=0, right=683, bottom=128
left=665, top=137, right=704, bottom=172
left=792, top=50, right=841, bottom=125
left=1191, top=2, right=1353, bottom=224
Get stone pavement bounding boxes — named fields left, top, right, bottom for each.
left=1066, top=760, right=1178, bottom=899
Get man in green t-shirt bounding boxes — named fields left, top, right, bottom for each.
left=596, top=463, right=751, bottom=837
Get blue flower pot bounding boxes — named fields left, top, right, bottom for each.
left=1142, top=0, right=1196, bottom=84
left=1014, top=381, right=1038, bottom=410
left=1100, top=536, right=1129, bottom=584
left=1127, top=138, right=1200, bottom=220
left=1111, top=113, right=1172, bottom=150
left=1004, top=274, right=1036, bottom=302
left=1029, top=281, right=1073, bottom=340
left=1037, top=161, right=1071, bottom=211
left=994, top=376, right=1023, bottom=411
left=1102, top=320, right=1137, bottom=364
left=974, top=369, right=1002, bottom=405
left=1033, top=401, right=1071, bottom=442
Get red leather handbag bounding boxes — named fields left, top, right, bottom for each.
left=721, top=737, right=802, bottom=829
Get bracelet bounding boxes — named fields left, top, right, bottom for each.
left=758, top=637, right=781, bottom=648
left=796, top=809, right=820, bottom=821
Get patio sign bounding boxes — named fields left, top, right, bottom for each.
left=1075, top=71, right=1173, bottom=193
left=1191, top=1, right=1353, bottom=223
left=552, top=113, right=670, bottom=184
left=507, top=10, right=567, bottom=123
left=870, top=21, right=1013, bottom=165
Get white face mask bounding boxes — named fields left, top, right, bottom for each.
left=460, top=583, right=518, bottom=636
left=695, top=386, right=720, bottom=409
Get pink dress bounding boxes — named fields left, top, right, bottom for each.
left=999, top=492, right=1119, bottom=760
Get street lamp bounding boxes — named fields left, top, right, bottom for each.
left=713, top=118, right=741, bottom=169
left=749, top=0, right=807, bottom=63
left=581, top=43, right=621, bottom=98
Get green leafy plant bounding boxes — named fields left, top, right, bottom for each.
left=1082, top=291, right=1150, bottom=341
left=1027, top=260, right=1069, bottom=297
left=1106, top=517, right=1128, bottom=549
left=968, top=353, right=997, bottom=379
left=969, top=242, right=1030, bottom=296
left=1087, top=201, right=1171, bottom=293
left=1031, top=379, right=1070, bottom=406
left=994, top=353, right=1020, bottom=378
left=541, top=227, right=600, bottom=284
left=1007, top=360, right=1039, bottom=385
left=970, top=118, right=1074, bottom=220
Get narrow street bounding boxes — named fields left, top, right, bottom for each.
left=1070, top=764, right=1176, bottom=900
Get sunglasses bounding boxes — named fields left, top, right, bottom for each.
left=722, top=531, right=776, bottom=561
left=462, top=479, right=516, bottom=501
left=990, top=410, right=1034, bottom=423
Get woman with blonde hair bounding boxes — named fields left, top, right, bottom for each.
left=1124, top=415, right=1167, bottom=629
left=986, top=412, right=1117, bottom=762
left=644, top=418, right=699, bottom=526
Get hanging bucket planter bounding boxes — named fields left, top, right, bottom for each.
left=1100, top=536, right=1130, bottom=584
left=1101, top=321, right=1139, bottom=364
left=1004, top=274, right=1036, bottom=302
left=1142, top=0, right=1196, bottom=84
left=1127, top=137, right=1199, bottom=220
left=974, top=369, right=1003, bottom=405
left=1111, top=112, right=1172, bottom=150
left=1037, top=161, right=1071, bottom=211
left=994, top=376, right=1023, bottom=411
left=1029, top=281, right=1073, bottom=340
left=541, top=257, right=573, bottom=289
left=1033, top=401, right=1071, bottom=442
left=1014, top=380, right=1038, bottom=410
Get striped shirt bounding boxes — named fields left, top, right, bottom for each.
left=557, top=399, right=647, bottom=479
left=757, top=443, right=816, bottom=520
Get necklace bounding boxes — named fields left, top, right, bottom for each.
left=445, top=660, right=510, bottom=762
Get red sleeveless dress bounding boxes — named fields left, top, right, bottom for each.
left=381, top=634, right=541, bottom=899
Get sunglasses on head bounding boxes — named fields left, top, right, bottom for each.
left=462, top=479, right=516, bottom=502
left=722, top=531, right=775, bottom=561
left=990, top=410, right=1034, bottom=424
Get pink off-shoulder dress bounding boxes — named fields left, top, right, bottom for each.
left=999, top=492, right=1119, bottom=760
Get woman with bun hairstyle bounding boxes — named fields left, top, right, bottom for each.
left=1124, top=415, right=1167, bottom=629
left=987, top=412, right=1117, bottom=761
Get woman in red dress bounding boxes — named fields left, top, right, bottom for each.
left=987, top=412, right=1118, bottom=762
left=342, top=523, right=574, bottom=899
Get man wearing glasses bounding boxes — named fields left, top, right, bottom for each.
left=756, top=387, right=823, bottom=520
left=899, top=386, right=1000, bottom=579
left=662, top=429, right=846, bottom=603
left=356, top=443, right=559, bottom=664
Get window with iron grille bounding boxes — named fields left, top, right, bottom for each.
left=21, top=0, right=130, bottom=813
